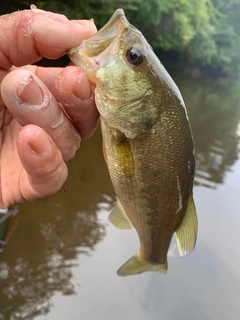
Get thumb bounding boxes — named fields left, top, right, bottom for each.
left=17, top=125, right=68, bottom=200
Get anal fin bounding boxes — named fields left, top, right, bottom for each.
left=175, top=196, right=198, bottom=257
left=108, top=200, right=133, bottom=229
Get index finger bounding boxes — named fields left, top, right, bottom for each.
left=0, top=6, right=97, bottom=70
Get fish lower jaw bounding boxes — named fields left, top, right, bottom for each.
left=68, top=50, right=97, bottom=83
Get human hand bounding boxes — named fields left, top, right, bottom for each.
left=0, top=7, right=99, bottom=208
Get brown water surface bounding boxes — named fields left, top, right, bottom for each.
left=0, top=72, right=240, bottom=320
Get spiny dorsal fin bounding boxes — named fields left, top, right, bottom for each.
left=108, top=200, right=133, bottom=229
left=175, top=196, right=198, bottom=257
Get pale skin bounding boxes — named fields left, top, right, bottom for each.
left=0, top=9, right=99, bottom=209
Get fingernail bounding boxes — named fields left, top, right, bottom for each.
left=29, top=129, right=52, bottom=155
left=74, top=72, right=92, bottom=100
left=73, top=19, right=96, bottom=28
left=56, top=67, right=93, bottom=102
left=18, top=75, right=43, bottom=105
left=17, top=72, right=64, bottom=129
left=30, top=4, right=46, bottom=13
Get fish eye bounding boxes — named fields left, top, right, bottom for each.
left=126, top=47, right=143, bottom=66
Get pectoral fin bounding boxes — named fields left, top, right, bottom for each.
left=175, top=196, right=198, bottom=257
left=112, top=132, right=134, bottom=177
left=108, top=200, right=133, bottom=229
left=117, top=253, right=168, bottom=277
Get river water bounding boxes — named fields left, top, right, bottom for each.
left=0, top=70, right=240, bottom=320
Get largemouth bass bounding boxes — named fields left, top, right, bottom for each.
left=69, top=9, right=197, bottom=276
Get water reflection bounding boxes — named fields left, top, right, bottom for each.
left=0, top=209, right=105, bottom=319
left=174, top=74, right=240, bottom=188
left=0, top=130, right=110, bottom=319
left=0, top=210, right=8, bottom=253
left=0, top=72, right=240, bottom=319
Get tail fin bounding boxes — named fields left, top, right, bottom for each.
left=117, top=253, right=168, bottom=277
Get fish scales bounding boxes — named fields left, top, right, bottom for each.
left=101, top=96, right=194, bottom=263
left=69, top=9, right=197, bottom=276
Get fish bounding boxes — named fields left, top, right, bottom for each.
left=68, top=9, right=198, bottom=276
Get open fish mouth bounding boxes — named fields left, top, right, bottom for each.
left=68, top=9, right=129, bottom=80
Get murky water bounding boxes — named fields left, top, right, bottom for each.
left=0, top=71, right=240, bottom=320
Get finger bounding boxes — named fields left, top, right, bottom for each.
left=36, top=66, right=99, bottom=140
left=17, top=125, right=68, bottom=201
left=1, top=69, right=81, bottom=162
left=0, top=8, right=97, bottom=69
left=1, top=65, right=99, bottom=140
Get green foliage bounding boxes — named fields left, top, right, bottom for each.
left=35, top=0, right=141, bottom=27
left=127, top=0, right=240, bottom=73
left=4, top=0, right=240, bottom=73
left=209, top=0, right=240, bottom=72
